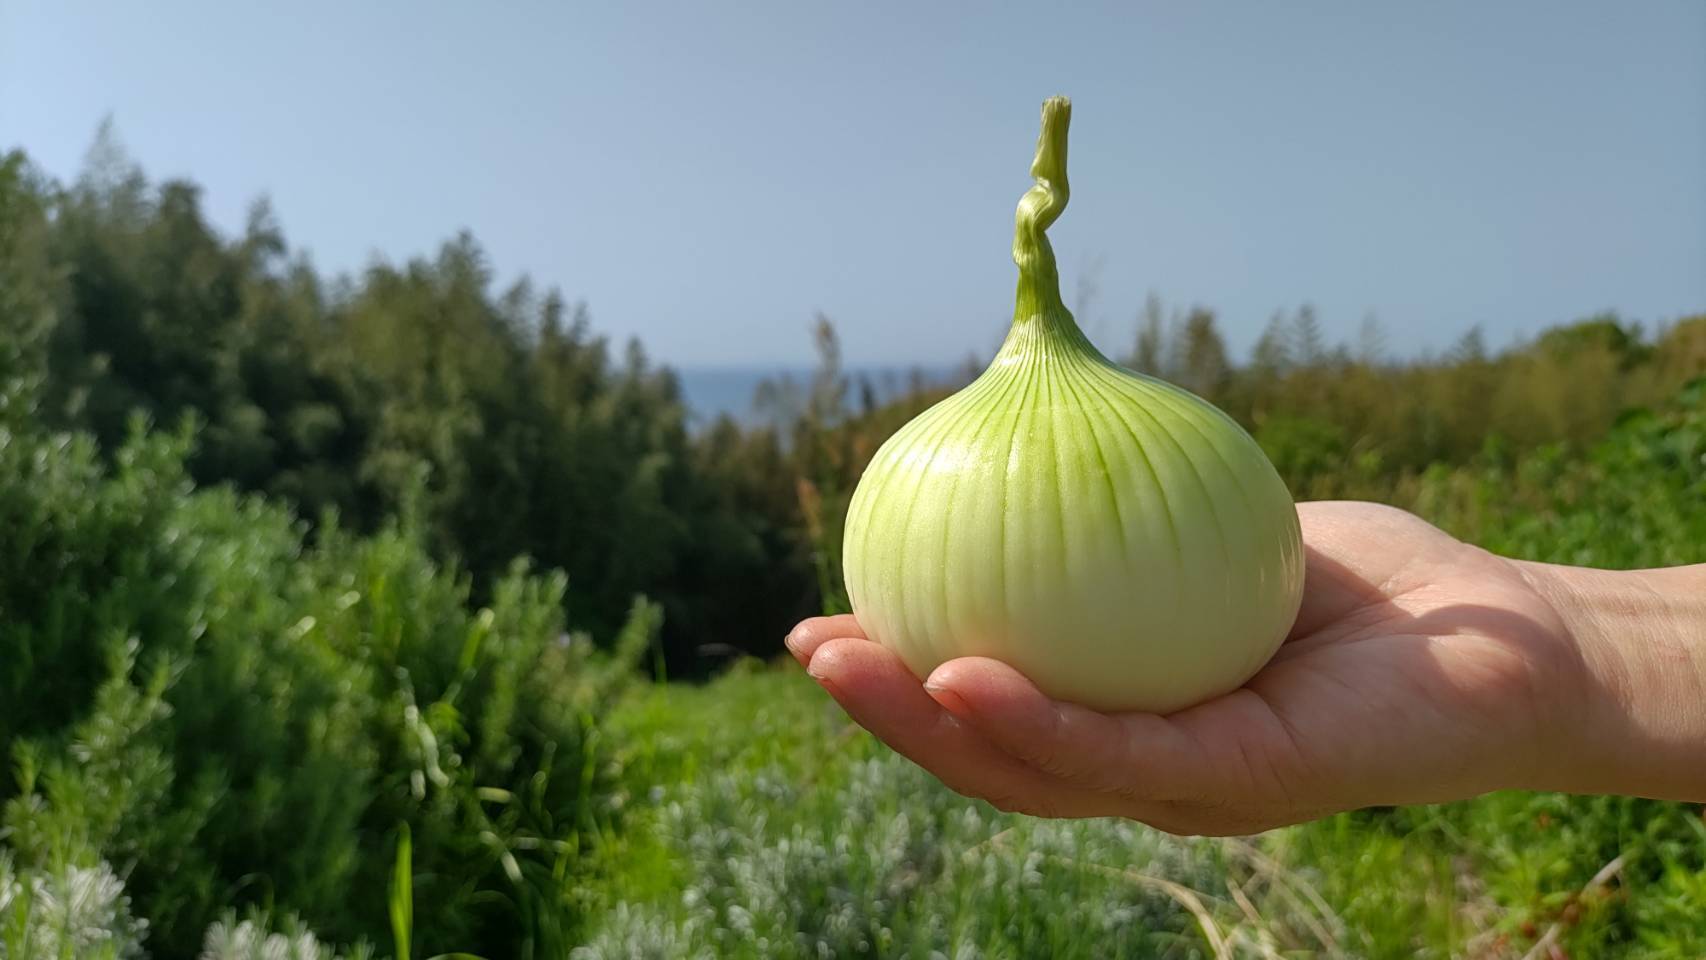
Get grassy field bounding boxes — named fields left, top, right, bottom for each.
left=569, top=663, right=1705, bottom=959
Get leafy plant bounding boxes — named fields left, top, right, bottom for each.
left=0, top=412, right=651, bottom=957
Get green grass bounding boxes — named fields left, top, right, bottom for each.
left=575, top=664, right=1706, bottom=959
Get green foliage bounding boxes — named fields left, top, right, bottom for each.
left=781, top=304, right=1705, bottom=597
left=2, top=126, right=1703, bottom=959
left=22, top=128, right=1699, bottom=675
left=15, top=135, right=810, bottom=678
left=1116, top=303, right=1703, bottom=501
left=0, top=413, right=649, bottom=957
left=1352, top=378, right=1706, bottom=957
left=582, top=381, right=1706, bottom=958
left=584, top=674, right=1248, bottom=959
left=390, top=825, right=411, bottom=960
left=0, top=151, right=60, bottom=422
left=1417, top=377, right=1706, bottom=569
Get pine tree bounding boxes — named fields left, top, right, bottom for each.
left=1178, top=307, right=1230, bottom=399
left=1129, top=292, right=1167, bottom=376
left=1290, top=303, right=1327, bottom=367
left=1355, top=312, right=1387, bottom=365
left=1251, top=312, right=1292, bottom=375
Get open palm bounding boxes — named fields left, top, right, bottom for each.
left=787, top=502, right=1590, bottom=835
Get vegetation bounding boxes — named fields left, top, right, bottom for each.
left=0, top=134, right=1701, bottom=957
left=7, top=136, right=813, bottom=676
left=0, top=413, right=659, bottom=957
left=581, top=381, right=1706, bottom=959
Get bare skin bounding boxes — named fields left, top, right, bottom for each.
left=786, top=501, right=1706, bottom=836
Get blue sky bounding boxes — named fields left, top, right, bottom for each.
left=3, top=1, right=1702, bottom=367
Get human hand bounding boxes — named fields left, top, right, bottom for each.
left=786, top=502, right=1706, bottom=835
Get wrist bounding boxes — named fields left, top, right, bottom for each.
left=1515, top=560, right=1706, bottom=801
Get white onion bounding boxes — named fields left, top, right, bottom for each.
left=841, top=97, right=1304, bottom=713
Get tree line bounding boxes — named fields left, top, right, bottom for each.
left=3, top=135, right=816, bottom=675
left=4, top=133, right=1702, bottom=668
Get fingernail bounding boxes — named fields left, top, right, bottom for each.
left=805, top=654, right=832, bottom=684
left=924, top=681, right=969, bottom=716
left=806, top=666, right=840, bottom=698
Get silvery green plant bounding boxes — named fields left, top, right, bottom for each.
left=0, top=853, right=147, bottom=960
left=197, top=912, right=371, bottom=960
left=574, top=751, right=1221, bottom=958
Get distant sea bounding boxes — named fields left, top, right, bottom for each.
left=674, top=364, right=968, bottom=429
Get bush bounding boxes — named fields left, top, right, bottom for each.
left=0, top=416, right=652, bottom=957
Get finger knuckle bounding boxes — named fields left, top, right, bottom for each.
left=1021, top=747, right=1077, bottom=781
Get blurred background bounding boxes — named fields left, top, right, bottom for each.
left=1, top=3, right=1704, bottom=958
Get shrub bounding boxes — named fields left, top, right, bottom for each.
left=0, top=416, right=652, bottom=957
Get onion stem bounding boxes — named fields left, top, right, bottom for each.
left=1012, top=96, right=1073, bottom=325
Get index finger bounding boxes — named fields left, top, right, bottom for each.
left=784, top=614, right=866, bottom=666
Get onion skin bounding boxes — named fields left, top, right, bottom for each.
left=841, top=97, right=1304, bottom=714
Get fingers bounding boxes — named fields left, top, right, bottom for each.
left=787, top=621, right=1313, bottom=832
left=803, top=637, right=1123, bottom=819
left=784, top=614, right=865, bottom=666
left=922, top=657, right=1225, bottom=809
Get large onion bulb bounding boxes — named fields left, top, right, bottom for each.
left=841, top=97, right=1305, bottom=713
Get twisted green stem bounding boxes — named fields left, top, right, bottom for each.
left=1000, top=95, right=1103, bottom=367
left=1012, top=96, right=1073, bottom=323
